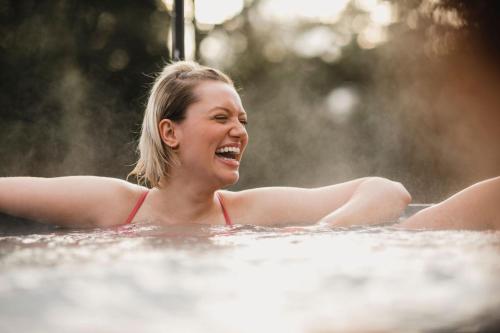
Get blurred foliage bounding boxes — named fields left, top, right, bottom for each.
left=1, top=0, right=499, bottom=201
left=0, top=0, right=169, bottom=177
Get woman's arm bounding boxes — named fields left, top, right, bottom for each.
left=398, top=176, right=500, bottom=230
left=316, top=177, right=411, bottom=226
left=228, top=177, right=411, bottom=226
left=0, top=176, right=144, bottom=228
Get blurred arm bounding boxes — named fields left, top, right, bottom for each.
left=398, top=176, right=500, bottom=230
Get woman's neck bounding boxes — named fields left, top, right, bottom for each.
left=149, top=175, right=221, bottom=224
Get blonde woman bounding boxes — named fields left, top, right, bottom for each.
left=1, top=62, right=498, bottom=230
left=0, top=61, right=413, bottom=228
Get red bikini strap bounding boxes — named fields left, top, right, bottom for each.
left=216, top=192, right=233, bottom=226
left=124, top=191, right=149, bottom=225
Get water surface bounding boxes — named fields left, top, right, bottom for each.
left=1, top=219, right=500, bottom=332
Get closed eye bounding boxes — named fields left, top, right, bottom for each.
left=214, top=115, right=228, bottom=121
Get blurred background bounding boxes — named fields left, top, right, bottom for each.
left=0, top=0, right=499, bottom=202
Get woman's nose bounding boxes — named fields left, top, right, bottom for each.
left=229, top=121, right=247, bottom=138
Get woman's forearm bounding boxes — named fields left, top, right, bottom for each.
left=399, top=176, right=500, bottom=230
left=318, top=177, right=411, bottom=227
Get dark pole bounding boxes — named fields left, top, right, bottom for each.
left=172, top=0, right=185, bottom=60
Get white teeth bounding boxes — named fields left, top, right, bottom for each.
left=216, top=146, right=240, bottom=154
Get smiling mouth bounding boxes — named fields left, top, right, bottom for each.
left=215, top=146, right=241, bottom=162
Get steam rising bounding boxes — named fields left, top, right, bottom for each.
left=2, top=0, right=499, bottom=203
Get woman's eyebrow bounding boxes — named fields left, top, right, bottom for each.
left=208, top=106, right=247, bottom=116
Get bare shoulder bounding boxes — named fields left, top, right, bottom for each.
left=60, top=176, right=148, bottom=227
left=219, top=183, right=356, bottom=226
left=0, top=176, right=147, bottom=228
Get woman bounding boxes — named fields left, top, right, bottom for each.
left=0, top=61, right=411, bottom=228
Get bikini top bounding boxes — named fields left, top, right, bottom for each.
left=123, top=191, right=233, bottom=226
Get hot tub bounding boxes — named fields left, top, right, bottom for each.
left=1, top=205, right=499, bottom=332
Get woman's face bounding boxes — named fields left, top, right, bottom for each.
left=174, top=80, right=249, bottom=187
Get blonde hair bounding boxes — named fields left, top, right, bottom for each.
left=129, top=61, right=233, bottom=187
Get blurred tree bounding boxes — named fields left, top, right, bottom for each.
left=1, top=0, right=499, bottom=203
left=203, top=0, right=500, bottom=201
left=0, top=0, right=170, bottom=177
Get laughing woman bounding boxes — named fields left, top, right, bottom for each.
left=0, top=61, right=411, bottom=228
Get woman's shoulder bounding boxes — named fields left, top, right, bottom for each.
left=85, top=177, right=149, bottom=226
left=217, top=187, right=311, bottom=225
left=48, top=176, right=149, bottom=227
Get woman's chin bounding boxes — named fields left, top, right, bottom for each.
left=217, top=171, right=239, bottom=187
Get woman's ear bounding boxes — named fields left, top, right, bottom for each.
left=159, top=119, right=180, bottom=149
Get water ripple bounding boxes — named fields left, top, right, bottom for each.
left=1, top=224, right=500, bottom=332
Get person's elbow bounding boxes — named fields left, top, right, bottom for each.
left=390, top=179, right=412, bottom=205
left=365, top=177, right=412, bottom=206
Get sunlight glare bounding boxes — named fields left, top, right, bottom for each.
left=293, top=26, right=333, bottom=58
left=354, top=0, right=379, bottom=12
left=162, top=0, right=194, bottom=19
left=195, top=0, right=245, bottom=25
left=292, top=26, right=350, bottom=60
left=259, top=0, right=350, bottom=24
left=162, top=0, right=173, bottom=11
left=351, top=14, right=371, bottom=34
left=357, top=24, right=387, bottom=49
left=326, top=87, right=359, bottom=124
left=370, top=1, right=395, bottom=26
left=321, top=47, right=342, bottom=63
left=200, top=30, right=234, bottom=68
